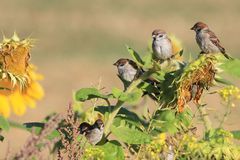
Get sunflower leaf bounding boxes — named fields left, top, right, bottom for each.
left=111, top=119, right=151, bottom=144
left=99, top=140, right=124, bottom=160
left=75, top=88, right=109, bottom=102
left=126, top=46, right=144, bottom=67
left=220, top=58, right=240, bottom=78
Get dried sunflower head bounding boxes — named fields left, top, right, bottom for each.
left=177, top=54, right=217, bottom=112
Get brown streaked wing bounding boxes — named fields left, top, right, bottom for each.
left=128, top=59, right=139, bottom=70
left=207, top=29, right=225, bottom=53
left=128, top=59, right=144, bottom=79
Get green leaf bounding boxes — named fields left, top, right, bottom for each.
left=151, top=71, right=166, bottom=81
left=0, top=116, right=9, bottom=131
left=95, top=105, right=114, bottom=114
left=142, top=53, right=153, bottom=69
left=24, top=122, right=60, bottom=140
left=179, top=49, right=184, bottom=57
left=151, top=110, right=179, bottom=134
left=161, top=123, right=178, bottom=134
left=138, top=82, right=159, bottom=94
left=220, top=59, right=240, bottom=78
left=75, top=88, right=108, bottom=102
left=114, top=116, right=145, bottom=131
left=24, top=122, right=45, bottom=128
left=176, top=109, right=192, bottom=127
left=126, top=46, right=144, bottom=66
left=231, top=130, right=240, bottom=140
left=0, top=135, right=4, bottom=141
left=112, top=88, right=143, bottom=104
left=112, top=87, right=123, bottom=98
left=156, top=110, right=176, bottom=122
left=99, top=140, right=124, bottom=160
left=111, top=119, right=151, bottom=144
left=119, top=89, right=143, bottom=104
left=118, top=107, right=146, bottom=126
left=214, top=76, right=233, bottom=85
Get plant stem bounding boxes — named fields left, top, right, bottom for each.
left=196, top=104, right=211, bottom=131
left=104, top=78, right=143, bottom=135
left=104, top=71, right=153, bottom=135
left=219, top=100, right=231, bottom=128
left=104, top=101, right=124, bottom=135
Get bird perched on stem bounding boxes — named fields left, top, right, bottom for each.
left=152, top=29, right=174, bottom=62
left=191, top=22, right=232, bottom=59
left=113, top=58, right=160, bottom=100
left=113, top=58, right=143, bottom=85
left=79, top=119, right=104, bottom=145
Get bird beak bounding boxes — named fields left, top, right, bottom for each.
left=113, top=62, right=117, bottom=66
left=190, top=26, right=194, bottom=30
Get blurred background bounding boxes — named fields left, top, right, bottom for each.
left=0, top=0, right=239, bottom=157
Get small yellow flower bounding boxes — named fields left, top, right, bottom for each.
left=218, top=85, right=240, bottom=103
left=0, top=33, right=44, bottom=118
left=83, top=147, right=104, bottom=160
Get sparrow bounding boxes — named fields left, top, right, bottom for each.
left=113, top=58, right=144, bottom=90
left=113, top=58, right=143, bottom=83
left=191, top=22, right=232, bottom=59
left=114, top=58, right=160, bottom=100
left=79, top=119, right=104, bottom=145
left=152, top=29, right=173, bottom=61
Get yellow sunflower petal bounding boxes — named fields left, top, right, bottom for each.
left=0, top=95, right=10, bottom=118
left=9, top=92, right=26, bottom=116
left=28, top=65, right=44, bottom=81
left=26, top=82, right=44, bottom=100
left=169, top=35, right=182, bottom=54
left=23, top=95, right=36, bottom=108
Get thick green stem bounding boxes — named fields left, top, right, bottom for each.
left=104, top=101, right=124, bottom=135
left=104, top=72, right=152, bottom=135
left=196, top=104, right=211, bottom=131
left=104, top=79, right=143, bottom=135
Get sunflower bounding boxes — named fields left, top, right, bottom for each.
left=0, top=33, right=44, bottom=118
left=177, top=55, right=217, bottom=112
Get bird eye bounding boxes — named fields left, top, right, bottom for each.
left=196, top=28, right=201, bottom=32
left=159, top=35, right=163, bottom=38
left=119, top=63, right=125, bottom=67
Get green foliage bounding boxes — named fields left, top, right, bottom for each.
left=0, top=115, right=9, bottom=131
left=150, top=109, right=192, bottom=135
left=112, top=87, right=143, bottom=104
left=99, top=140, right=125, bottom=160
left=75, top=87, right=109, bottom=102
left=126, top=46, right=144, bottom=67
left=71, top=45, right=239, bottom=159
left=111, top=118, right=151, bottom=144
left=0, top=116, right=9, bottom=142
left=83, top=141, right=124, bottom=160
left=231, top=130, right=240, bottom=140
left=0, top=135, right=4, bottom=141
left=179, top=129, right=240, bottom=159
left=24, top=122, right=60, bottom=141
left=220, top=58, right=240, bottom=78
